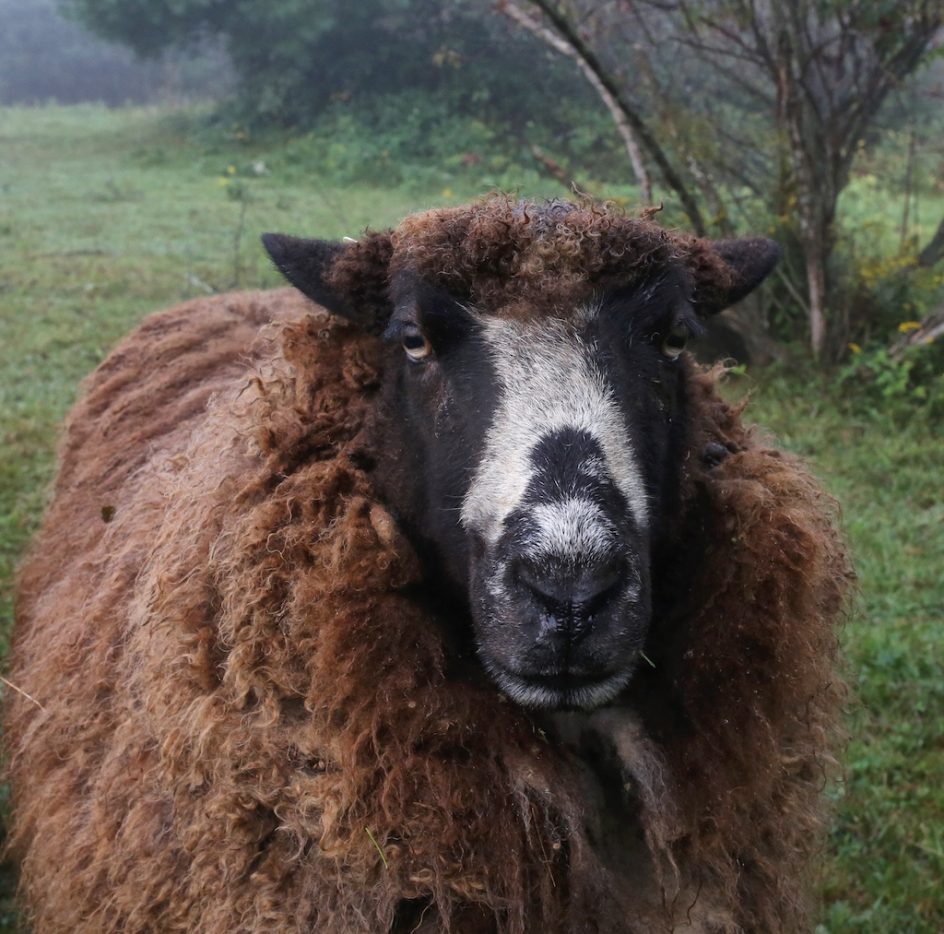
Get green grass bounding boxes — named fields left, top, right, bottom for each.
left=1, top=105, right=941, bottom=932
left=734, top=370, right=943, bottom=933
left=751, top=377, right=944, bottom=934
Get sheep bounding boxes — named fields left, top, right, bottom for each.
left=4, top=197, right=851, bottom=933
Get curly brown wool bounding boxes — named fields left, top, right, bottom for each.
left=328, top=195, right=735, bottom=319
left=5, top=213, right=848, bottom=932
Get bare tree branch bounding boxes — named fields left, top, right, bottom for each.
left=516, top=0, right=707, bottom=232
left=918, top=216, right=944, bottom=269
left=499, top=0, right=653, bottom=203
left=496, top=0, right=942, bottom=357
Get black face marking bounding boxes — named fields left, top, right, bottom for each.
left=372, top=283, right=500, bottom=593
left=524, top=430, right=631, bottom=516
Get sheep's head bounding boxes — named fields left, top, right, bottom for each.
left=264, top=197, right=778, bottom=711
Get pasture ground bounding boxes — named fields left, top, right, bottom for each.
left=0, top=105, right=941, bottom=932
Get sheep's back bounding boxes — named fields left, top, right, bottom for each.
left=18, top=288, right=309, bottom=598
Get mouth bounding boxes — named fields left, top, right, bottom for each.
left=483, top=659, right=634, bottom=711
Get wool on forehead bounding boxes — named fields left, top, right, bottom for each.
left=327, top=196, right=736, bottom=320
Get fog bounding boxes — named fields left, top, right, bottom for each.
left=0, top=0, right=231, bottom=106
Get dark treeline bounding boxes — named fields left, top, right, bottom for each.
left=60, top=0, right=597, bottom=134
left=6, top=0, right=944, bottom=383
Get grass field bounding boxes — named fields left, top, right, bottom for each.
left=1, top=105, right=941, bottom=932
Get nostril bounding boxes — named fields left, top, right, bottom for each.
left=574, top=562, right=625, bottom=614
left=514, top=557, right=626, bottom=616
left=515, top=559, right=567, bottom=610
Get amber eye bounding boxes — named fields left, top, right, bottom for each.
left=661, top=325, right=688, bottom=359
left=402, top=328, right=433, bottom=361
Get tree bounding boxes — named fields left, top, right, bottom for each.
left=918, top=216, right=944, bottom=269
left=63, top=0, right=595, bottom=130
left=498, top=1, right=652, bottom=205
left=505, top=0, right=943, bottom=358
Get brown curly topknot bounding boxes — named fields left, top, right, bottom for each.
left=329, top=196, right=735, bottom=320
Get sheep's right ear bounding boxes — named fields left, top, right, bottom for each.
left=691, top=237, right=781, bottom=316
left=261, top=232, right=393, bottom=335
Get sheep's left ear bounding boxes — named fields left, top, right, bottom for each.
left=693, top=237, right=780, bottom=315
left=261, top=231, right=393, bottom=335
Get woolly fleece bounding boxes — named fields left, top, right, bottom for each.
left=5, top=240, right=848, bottom=932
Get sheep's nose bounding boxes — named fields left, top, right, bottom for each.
left=516, top=557, right=625, bottom=620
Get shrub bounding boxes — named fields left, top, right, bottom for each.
left=838, top=336, right=944, bottom=421
left=65, top=0, right=598, bottom=131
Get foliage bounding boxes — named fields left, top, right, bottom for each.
left=832, top=164, right=944, bottom=347
left=837, top=339, right=944, bottom=420
left=64, top=0, right=596, bottom=129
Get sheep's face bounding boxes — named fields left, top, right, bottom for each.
left=379, top=274, right=695, bottom=711
left=263, top=199, right=779, bottom=711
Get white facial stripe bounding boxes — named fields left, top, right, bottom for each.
left=526, top=497, right=617, bottom=561
left=461, top=311, right=649, bottom=544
